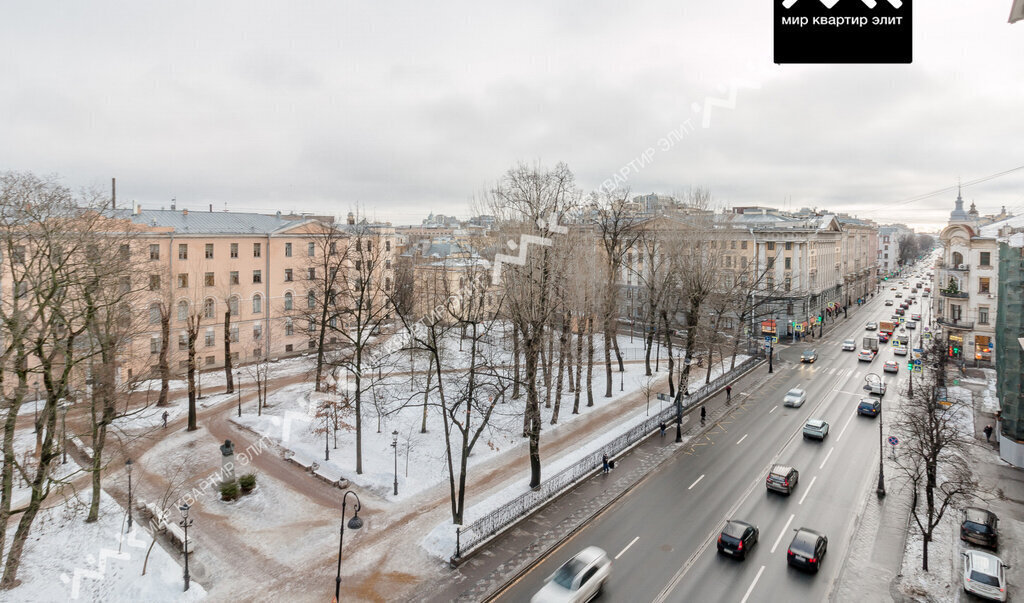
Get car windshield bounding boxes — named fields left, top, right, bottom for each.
left=969, top=570, right=1000, bottom=587
left=806, top=420, right=823, bottom=428
left=964, top=520, right=991, bottom=534
left=787, top=389, right=802, bottom=397
left=723, top=522, right=746, bottom=538
left=552, top=558, right=586, bottom=589
left=790, top=534, right=817, bottom=555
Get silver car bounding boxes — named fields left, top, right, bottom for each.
left=962, top=550, right=1008, bottom=601
left=802, top=418, right=829, bottom=440
left=842, top=339, right=857, bottom=351
left=783, top=388, right=807, bottom=407
left=532, top=546, right=612, bottom=603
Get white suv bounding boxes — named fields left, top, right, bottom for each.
left=962, top=550, right=1008, bottom=601
left=842, top=339, right=857, bottom=351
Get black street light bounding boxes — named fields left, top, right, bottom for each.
left=768, top=342, right=774, bottom=373
left=865, top=372, right=886, bottom=498
left=125, top=459, right=134, bottom=530
left=179, top=503, right=193, bottom=591
left=335, top=490, right=363, bottom=602
left=391, top=430, right=399, bottom=496
left=236, top=370, right=242, bottom=417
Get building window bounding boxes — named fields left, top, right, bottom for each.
left=285, top=268, right=293, bottom=282
left=308, top=242, right=315, bottom=257
left=285, top=344, right=294, bottom=352
left=252, top=270, right=262, bottom=284
left=979, top=277, right=990, bottom=294
left=253, top=243, right=261, bottom=258
left=230, top=271, right=239, bottom=285
left=205, top=272, right=215, bottom=287
left=230, top=325, right=239, bottom=342
left=385, top=259, right=391, bottom=269
left=284, top=292, right=293, bottom=310
left=980, top=251, right=991, bottom=267
left=741, top=257, right=748, bottom=269
left=308, top=268, right=316, bottom=280
left=979, top=306, right=990, bottom=324
left=253, top=323, right=262, bottom=340
left=307, top=290, right=316, bottom=309
left=231, top=243, right=239, bottom=258
left=308, top=340, right=316, bottom=349
left=229, top=296, right=239, bottom=316
left=951, top=304, right=963, bottom=321
left=385, top=277, right=391, bottom=291
left=178, top=273, right=189, bottom=288
left=203, top=298, right=216, bottom=319
left=205, top=355, right=216, bottom=366
left=285, top=318, right=294, bottom=336
left=784, top=257, right=791, bottom=269
left=355, top=260, right=362, bottom=271
left=741, top=240, right=748, bottom=250
left=784, top=277, right=791, bottom=292
left=785, top=242, right=792, bottom=251
left=205, top=243, right=214, bottom=259
left=149, top=303, right=162, bottom=324
left=285, top=242, right=292, bottom=257
left=330, top=242, right=337, bottom=255
left=149, top=244, right=160, bottom=260
left=385, top=240, right=391, bottom=251
left=150, top=336, right=161, bottom=354
left=767, top=242, right=776, bottom=251
left=149, top=275, right=161, bottom=291
left=252, top=293, right=262, bottom=314
left=205, top=328, right=215, bottom=347
left=120, top=276, right=131, bottom=293
left=767, top=257, right=775, bottom=269
left=367, top=240, right=372, bottom=252
left=178, top=244, right=188, bottom=260
left=766, top=277, right=774, bottom=290
left=178, top=332, right=188, bottom=351
left=177, top=300, right=189, bottom=321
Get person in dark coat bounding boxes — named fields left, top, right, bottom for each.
left=602, top=453, right=609, bottom=474
left=984, top=424, right=993, bottom=443
left=700, top=406, right=707, bottom=425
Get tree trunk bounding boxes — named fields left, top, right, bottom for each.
left=573, top=325, right=583, bottom=414
left=421, top=355, right=432, bottom=433
left=511, top=326, right=521, bottom=400
left=354, top=351, right=363, bottom=475
left=525, top=330, right=542, bottom=488
left=644, top=325, right=655, bottom=376
left=552, top=316, right=568, bottom=424
left=613, top=332, right=624, bottom=372
left=586, top=315, right=595, bottom=407
left=565, top=312, right=575, bottom=393
left=602, top=328, right=613, bottom=398
left=663, top=312, right=675, bottom=398
left=187, top=326, right=198, bottom=431
left=224, top=309, right=234, bottom=394
left=157, top=309, right=171, bottom=407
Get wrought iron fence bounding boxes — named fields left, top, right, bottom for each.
left=452, top=353, right=764, bottom=561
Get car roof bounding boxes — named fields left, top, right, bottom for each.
left=966, top=550, right=1003, bottom=574
left=790, top=529, right=822, bottom=552
left=723, top=520, right=752, bottom=537
left=573, top=546, right=606, bottom=565
left=964, top=507, right=995, bottom=523
left=770, top=464, right=794, bottom=474
left=786, top=388, right=804, bottom=395
left=805, top=419, right=825, bottom=427
left=844, top=338, right=855, bottom=342
left=859, top=398, right=879, bottom=405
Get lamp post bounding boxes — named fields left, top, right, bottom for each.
left=179, top=503, right=193, bottom=591
left=391, top=430, right=399, bottom=496
left=335, top=490, right=363, bottom=602
left=865, top=372, right=886, bottom=498
left=125, top=459, right=134, bottom=530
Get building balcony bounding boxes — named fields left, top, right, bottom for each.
left=936, top=317, right=974, bottom=330
left=938, top=289, right=969, bottom=299
left=939, top=262, right=970, bottom=272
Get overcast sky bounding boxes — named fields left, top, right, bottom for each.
left=1, top=1, right=1021, bottom=230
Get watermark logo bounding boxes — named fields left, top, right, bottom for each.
left=488, top=216, right=568, bottom=285
left=775, top=0, right=912, bottom=64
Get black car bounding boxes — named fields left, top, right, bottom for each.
left=787, top=528, right=828, bottom=572
left=801, top=349, right=818, bottom=363
left=961, top=507, right=999, bottom=550
left=717, top=520, right=759, bottom=560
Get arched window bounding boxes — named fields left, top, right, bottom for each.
left=952, top=251, right=964, bottom=266
left=307, top=290, right=316, bottom=309
left=284, top=292, right=293, bottom=311
left=177, top=300, right=189, bottom=321
left=253, top=293, right=263, bottom=314
left=203, top=298, right=216, bottom=319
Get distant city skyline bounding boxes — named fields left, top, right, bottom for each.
left=2, top=2, right=1021, bottom=232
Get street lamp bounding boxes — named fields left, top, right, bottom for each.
left=236, top=370, right=242, bottom=417
left=125, top=459, right=134, bottom=530
left=179, top=503, right=193, bottom=591
left=335, top=490, right=363, bottom=602
left=391, top=430, right=399, bottom=496
left=865, top=372, right=886, bottom=498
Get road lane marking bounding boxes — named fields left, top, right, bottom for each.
left=837, top=412, right=856, bottom=441
left=769, top=405, right=777, bottom=414
left=688, top=474, right=705, bottom=490
left=819, top=447, right=834, bottom=469
left=615, top=536, right=639, bottom=560
left=736, top=434, right=748, bottom=445
left=799, top=476, right=817, bottom=505
left=740, top=566, right=766, bottom=603
left=771, top=514, right=795, bottom=553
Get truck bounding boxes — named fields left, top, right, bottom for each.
left=858, top=337, right=879, bottom=361
left=879, top=321, right=897, bottom=336
left=892, top=334, right=909, bottom=356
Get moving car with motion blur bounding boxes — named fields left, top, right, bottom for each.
left=783, top=388, right=807, bottom=407
left=531, top=546, right=611, bottom=603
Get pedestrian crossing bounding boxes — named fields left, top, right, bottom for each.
left=795, top=365, right=861, bottom=380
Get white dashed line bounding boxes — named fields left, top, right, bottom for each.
left=769, top=405, right=778, bottom=414
left=837, top=412, right=856, bottom=441
left=615, top=536, right=639, bottom=560
left=737, top=434, right=748, bottom=445
left=819, top=447, right=834, bottom=469
left=688, top=474, right=705, bottom=490
left=799, top=476, right=817, bottom=505
left=771, top=514, right=795, bottom=553
left=740, top=566, right=766, bottom=603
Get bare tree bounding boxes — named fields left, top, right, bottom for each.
left=301, top=220, right=349, bottom=392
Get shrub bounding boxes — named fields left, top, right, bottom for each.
left=239, top=473, right=257, bottom=493
left=220, top=481, right=240, bottom=501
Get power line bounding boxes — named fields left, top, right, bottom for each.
left=890, top=164, right=1024, bottom=207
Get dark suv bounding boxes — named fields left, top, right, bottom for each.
left=717, top=520, right=759, bottom=560
left=787, top=528, right=828, bottom=572
left=766, top=464, right=799, bottom=495
left=961, top=507, right=999, bottom=550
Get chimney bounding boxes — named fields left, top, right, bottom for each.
left=134, top=203, right=141, bottom=216
left=111, top=177, right=116, bottom=209
left=171, top=198, right=176, bottom=211
left=209, top=203, right=213, bottom=212
left=183, top=208, right=189, bottom=217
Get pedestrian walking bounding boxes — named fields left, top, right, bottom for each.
left=162, top=410, right=169, bottom=429
left=725, top=385, right=732, bottom=404
left=602, top=453, right=609, bottom=474
left=700, top=406, right=706, bottom=426
left=659, top=421, right=666, bottom=437
left=984, top=424, right=993, bottom=443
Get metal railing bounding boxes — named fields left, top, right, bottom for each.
left=938, top=290, right=969, bottom=299
left=936, top=317, right=974, bottom=329
left=451, top=353, right=764, bottom=562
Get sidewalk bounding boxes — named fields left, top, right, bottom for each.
left=409, top=356, right=774, bottom=602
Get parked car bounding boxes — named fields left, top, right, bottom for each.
left=766, top=464, right=799, bottom=495
left=532, top=546, right=612, bottom=603
left=962, top=507, right=999, bottom=550
left=858, top=398, right=881, bottom=417
left=911, top=313, right=921, bottom=321
left=842, top=339, right=857, bottom=351
left=907, top=321, right=917, bottom=330
left=717, top=520, right=759, bottom=560
left=962, top=550, right=1009, bottom=602
left=783, top=388, right=807, bottom=407
left=923, top=291, right=929, bottom=297
left=865, top=322, right=878, bottom=331
left=787, top=528, right=828, bottom=573
left=883, top=360, right=899, bottom=373
left=801, top=349, right=818, bottom=363
left=802, top=418, right=829, bottom=440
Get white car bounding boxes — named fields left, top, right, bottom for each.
left=858, top=349, right=876, bottom=362
left=783, top=388, right=807, bottom=407
left=842, top=339, right=857, bottom=351
left=532, top=546, right=611, bottom=603
left=962, top=550, right=1008, bottom=601
left=865, top=322, right=878, bottom=331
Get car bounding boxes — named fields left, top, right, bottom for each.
left=783, top=388, right=807, bottom=407
left=717, top=520, right=759, bottom=560
left=907, top=321, right=917, bottom=330
left=962, top=550, right=1009, bottom=602
left=865, top=322, right=878, bottom=331
left=890, top=286, right=897, bottom=291
left=884, top=300, right=894, bottom=306
left=911, top=313, right=921, bottom=321
left=858, top=398, right=881, bottom=417
left=532, top=546, right=612, bottom=603
left=802, top=418, right=829, bottom=440
left=895, top=308, right=906, bottom=316
left=878, top=332, right=890, bottom=343
left=766, top=464, right=799, bottom=495
left=787, top=528, right=828, bottom=573
left=801, top=349, right=818, bottom=363
left=858, top=349, right=875, bottom=362
left=962, top=507, right=1000, bottom=550
left=842, top=339, right=857, bottom=351
left=923, top=291, right=929, bottom=297
left=895, top=293, right=902, bottom=298
left=883, top=360, right=899, bottom=373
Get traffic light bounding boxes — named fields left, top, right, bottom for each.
left=907, top=361, right=914, bottom=371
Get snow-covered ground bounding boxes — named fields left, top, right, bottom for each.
left=1, top=486, right=205, bottom=602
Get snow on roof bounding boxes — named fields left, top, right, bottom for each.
left=980, top=213, right=1024, bottom=239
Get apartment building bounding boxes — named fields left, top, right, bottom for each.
left=877, top=224, right=913, bottom=276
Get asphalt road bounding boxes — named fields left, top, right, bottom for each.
left=495, top=285, right=925, bottom=603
